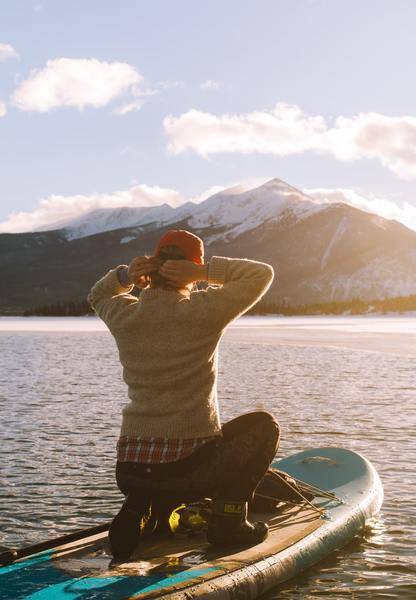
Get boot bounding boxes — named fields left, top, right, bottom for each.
left=109, top=496, right=149, bottom=561
left=206, top=500, right=268, bottom=547
left=149, top=497, right=177, bottom=537
left=109, top=505, right=140, bottom=561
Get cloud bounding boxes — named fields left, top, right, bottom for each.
left=113, top=85, right=157, bottom=115
left=326, top=112, right=416, bottom=180
left=0, top=184, right=186, bottom=233
left=156, top=80, right=185, bottom=90
left=190, top=185, right=226, bottom=203
left=200, top=80, right=222, bottom=91
left=11, top=58, right=143, bottom=112
left=0, top=43, right=19, bottom=62
left=164, top=103, right=326, bottom=158
left=0, top=101, right=6, bottom=117
left=113, top=97, right=144, bottom=115
left=305, top=187, right=416, bottom=231
left=164, top=102, right=416, bottom=179
left=188, top=179, right=268, bottom=204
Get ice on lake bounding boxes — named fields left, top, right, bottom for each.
left=1, top=314, right=415, bottom=356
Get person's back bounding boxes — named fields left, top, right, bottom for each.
left=88, top=229, right=280, bottom=559
left=112, top=291, right=223, bottom=439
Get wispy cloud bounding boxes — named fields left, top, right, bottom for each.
left=113, top=97, right=144, bottom=115
left=156, top=80, right=185, bottom=90
left=0, top=42, right=19, bottom=62
left=0, top=101, right=6, bottom=117
left=113, top=86, right=157, bottom=115
left=200, top=79, right=222, bottom=91
left=190, top=185, right=226, bottom=203
left=11, top=58, right=144, bottom=113
left=305, top=187, right=416, bottom=231
left=164, top=102, right=416, bottom=180
left=0, top=184, right=186, bottom=233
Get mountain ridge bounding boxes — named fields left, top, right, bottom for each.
left=1, top=177, right=416, bottom=313
left=30, top=178, right=328, bottom=241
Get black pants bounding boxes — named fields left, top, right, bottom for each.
left=116, top=411, right=280, bottom=516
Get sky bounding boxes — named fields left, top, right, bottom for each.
left=1, top=0, right=416, bottom=232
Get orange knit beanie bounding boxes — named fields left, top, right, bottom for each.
left=155, top=229, right=204, bottom=264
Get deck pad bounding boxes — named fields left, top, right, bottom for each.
left=56, top=504, right=321, bottom=572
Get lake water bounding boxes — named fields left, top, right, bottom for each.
left=1, top=315, right=415, bottom=598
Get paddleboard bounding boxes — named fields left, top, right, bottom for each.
left=0, top=447, right=383, bottom=599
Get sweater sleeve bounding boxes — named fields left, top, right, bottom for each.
left=200, top=256, right=274, bottom=328
left=87, top=266, right=136, bottom=326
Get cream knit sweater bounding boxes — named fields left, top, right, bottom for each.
left=88, top=256, right=274, bottom=439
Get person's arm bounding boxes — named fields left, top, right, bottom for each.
left=87, top=266, right=136, bottom=325
left=88, top=256, right=160, bottom=325
left=202, top=256, right=274, bottom=327
left=160, top=256, right=274, bottom=328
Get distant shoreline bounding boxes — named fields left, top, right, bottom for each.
left=1, top=292, right=416, bottom=318
left=1, top=309, right=416, bottom=318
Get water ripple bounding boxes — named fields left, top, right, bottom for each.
left=0, top=331, right=415, bottom=598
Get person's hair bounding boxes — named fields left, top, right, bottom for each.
left=148, top=244, right=188, bottom=290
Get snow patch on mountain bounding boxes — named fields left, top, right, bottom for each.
left=120, top=236, right=136, bottom=244
left=320, top=216, right=349, bottom=270
left=328, top=255, right=416, bottom=300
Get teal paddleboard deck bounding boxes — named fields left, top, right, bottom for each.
left=0, top=447, right=383, bottom=599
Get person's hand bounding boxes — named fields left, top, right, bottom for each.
left=158, top=260, right=207, bottom=288
left=127, top=256, right=159, bottom=288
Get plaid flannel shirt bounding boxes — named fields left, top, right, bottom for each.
left=117, top=435, right=218, bottom=464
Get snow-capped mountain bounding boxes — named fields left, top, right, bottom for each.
left=33, top=183, right=188, bottom=237
left=53, top=202, right=195, bottom=241
left=43, top=178, right=330, bottom=242
left=187, top=178, right=328, bottom=243
left=1, top=177, right=416, bottom=312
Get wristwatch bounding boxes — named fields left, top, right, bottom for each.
left=117, top=265, right=132, bottom=287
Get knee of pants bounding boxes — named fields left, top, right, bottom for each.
left=250, top=411, right=281, bottom=451
left=250, top=410, right=280, bottom=434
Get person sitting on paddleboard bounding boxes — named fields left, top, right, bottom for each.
left=88, top=229, right=280, bottom=560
